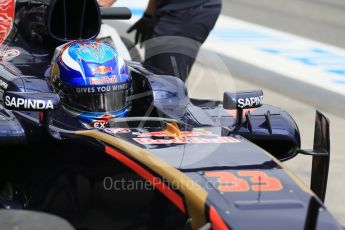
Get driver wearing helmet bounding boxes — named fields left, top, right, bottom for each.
left=50, top=40, right=131, bottom=129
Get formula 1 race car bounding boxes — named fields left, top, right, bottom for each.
left=0, top=0, right=342, bottom=230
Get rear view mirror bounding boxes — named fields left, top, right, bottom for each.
left=223, top=90, right=263, bottom=110
left=4, top=91, right=60, bottom=111
left=223, top=90, right=263, bottom=133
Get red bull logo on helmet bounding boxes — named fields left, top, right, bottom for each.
left=90, top=76, right=117, bottom=85
left=92, top=66, right=113, bottom=75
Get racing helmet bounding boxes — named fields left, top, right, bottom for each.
left=50, top=40, right=131, bottom=128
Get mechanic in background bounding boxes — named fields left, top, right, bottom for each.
left=102, top=0, right=221, bottom=81
left=128, top=0, right=221, bottom=82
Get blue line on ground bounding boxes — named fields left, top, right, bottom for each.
left=261, top=48, right=345, bottom=77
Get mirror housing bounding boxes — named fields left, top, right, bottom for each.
left=4, top=91, right=60, bottom=111
left=223, top=90, right=263, bottom=133
left=223, top=90, right=263, bottom=110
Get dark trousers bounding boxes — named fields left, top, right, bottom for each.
left=144, top=2, right=221, bottom=82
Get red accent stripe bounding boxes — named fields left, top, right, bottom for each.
left=105, top=146, right=186, bottom=213
left=209, top=206, right=229, bottom=230
left=39, top=112, right=44, bottom=123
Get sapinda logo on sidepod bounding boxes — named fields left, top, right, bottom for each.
left=237, top=96, right=263, bottom=109
left=5, top=96, right=54, bottom=110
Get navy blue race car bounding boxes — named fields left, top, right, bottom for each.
left=0, top=0, right=342, bottom=230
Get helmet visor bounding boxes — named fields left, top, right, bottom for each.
left=64, top=89, right=130, bottom=113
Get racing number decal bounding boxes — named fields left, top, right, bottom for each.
left=205, top=172, right=250, bottom=192
left=205, top=171, right=283, bottom=192
left=238, top=171, right=283, bottom=191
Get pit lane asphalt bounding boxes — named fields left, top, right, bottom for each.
left=187, top=57, right=345, bottom=226
left=221, top=0, right=345, bottom=48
